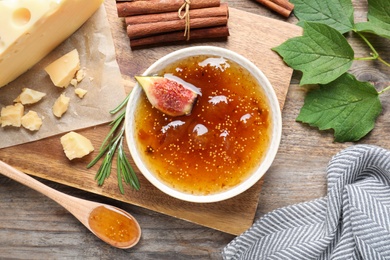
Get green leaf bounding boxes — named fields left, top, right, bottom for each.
left=296, top=73, right=382, bottom=142
left=272, top=22, right=354, bottom=85
left=291, top=0, right=355, bottom=34
left=355, top=0, right=390, bottom=39
left=355, top=19, right=390, bottom=39
left=367, top=0, right=390, bottom=24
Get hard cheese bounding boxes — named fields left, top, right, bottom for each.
left=45, top=49, right=80, bottom=88
left=60, top=131, right=94, bottom=160
left=0, top=0, right=103, bottom=88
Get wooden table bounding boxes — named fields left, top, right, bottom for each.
left=1, top=0, right=389, bottom=259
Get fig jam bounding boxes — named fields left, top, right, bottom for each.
left=134, top=55, right=271, bottom=195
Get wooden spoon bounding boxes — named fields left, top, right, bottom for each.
left=0, top=159, right=141, bottom=249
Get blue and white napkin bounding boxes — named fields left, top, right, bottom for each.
left=223, top=145, right=390, bottom=259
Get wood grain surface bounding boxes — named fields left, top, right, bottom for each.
left=1, top=0, right=389, bottom=259
left=0, top=0, right=301, bottom=236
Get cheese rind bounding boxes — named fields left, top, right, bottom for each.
left=45, top=49, right=80, bottom=88
left=0, top=0, right=103, bottom=88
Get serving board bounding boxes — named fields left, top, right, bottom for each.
left=0, top=1, right=301, bottom=235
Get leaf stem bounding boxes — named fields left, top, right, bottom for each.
left=354, top=56, right=377, bottom=61
left=356, top=32, right=379, bottom=58
left=378, top=57, right=390, bottom=67
left=355, top=31, right=390, bottom=67
left=378, top=85, right=390, bottom=95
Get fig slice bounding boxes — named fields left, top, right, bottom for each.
left=135, top=75, right=199, bottom=117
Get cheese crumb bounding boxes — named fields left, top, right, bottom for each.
left=21, top=110, right=43, bottom=131
left=1, top=103, right=24, bottom=127
left=60, top=131, right=94, bottom=160
left=44, top=49, right=80, bottom=88
left=70, top=78, right=78, bottom=87
left=76, top=69, right=85, bottom=82
left=14, top=88, right=46, bottom=105
left=52, top=93, right=70, bottom=118
left=75, top=88, right=87, bottom=98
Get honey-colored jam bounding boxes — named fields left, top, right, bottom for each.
left=134, top=55, right=271, bottom=195
left=88, top=206, right=140, bottom=248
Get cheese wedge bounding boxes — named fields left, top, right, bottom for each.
left=0, top=0, right=103, bottom=88
left=44, top=49, right=80, bottom=88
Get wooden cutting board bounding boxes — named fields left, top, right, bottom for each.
left=0, top=1, right=301, bottom=235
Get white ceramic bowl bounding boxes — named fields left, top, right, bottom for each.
left=125, top=46, right=282, bottom=203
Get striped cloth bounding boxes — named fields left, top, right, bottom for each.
left=223, top=145, right=390, bottom=259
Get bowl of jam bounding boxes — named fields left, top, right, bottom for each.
left=125, top=46, right=282, bottom=203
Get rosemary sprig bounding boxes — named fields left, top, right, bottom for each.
left=87, top=93, right=140, bottom=194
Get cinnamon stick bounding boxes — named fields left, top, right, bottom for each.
left=117, top=0, right=221, bottom=17
left=129, top=26, right=230, bottom=48
left=270, top=0, right=294, bottom=11
left=125, top=3, right=229, bottom=26
left=127, top=16, right=228, bottom=39
left=256, top=0, right=294, bottom=17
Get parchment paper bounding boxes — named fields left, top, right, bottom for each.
left=0, top=5, right=126, bottom=149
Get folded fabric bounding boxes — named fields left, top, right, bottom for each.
left=223, top=145, right=390, bottom=259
